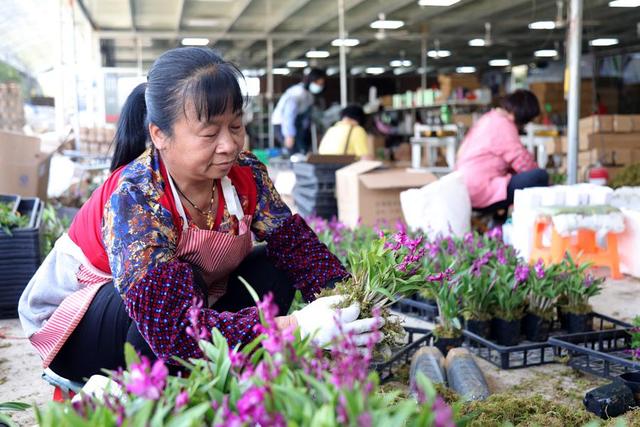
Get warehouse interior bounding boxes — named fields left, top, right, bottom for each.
left=1, top=0, right=640, bottom=425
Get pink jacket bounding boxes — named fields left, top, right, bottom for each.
left=455, top=109, right=537, bottom=208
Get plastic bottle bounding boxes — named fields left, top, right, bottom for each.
left=409, top=347, right=446, bottom=398
left=444, top=348, right=490, bottom=402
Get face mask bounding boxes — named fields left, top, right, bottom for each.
left=309, top=82, right=323, bottom=94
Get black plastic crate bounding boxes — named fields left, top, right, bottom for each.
left=293, top=191, right=337, bottom=209
left=392, top=297, right=439, bottom=322
left=0, top=305, right=18, bottom=320
left=463, top=313, right=629, bottom=370
left=372, top=327, right=432, bottom=382
left=292, top=162, right=344, bottom=183
left=295, top=203, right=337, bottom=220
left=549, top=326, right=638, bottom=380
left=0, top=194, right=20, bottom=214
left=293, top=179, right=335, bottom=192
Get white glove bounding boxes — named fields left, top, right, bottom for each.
left=71, top=375, right=126, bottom=404
left=292, top=295, right=385, bottom=347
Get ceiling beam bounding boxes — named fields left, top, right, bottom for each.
left=175, top=0, right=187, bottom=31
left=129, top=0, right=136, bottom=32
left=218, top=0, right=255, bottom=37
left=226, top=0, right=319, bottom=59
left=76, top=0, right=99, bottom=30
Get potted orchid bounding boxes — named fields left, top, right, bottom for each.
left=458, top=260, right=495, bottom=339
left=490, top=261, right=530, bottom=346
left=35, top=292, right=461, bottom=427
left=421, top=268, right=462, bottom=356
left=523, top=260, right=561, bottom=342
left=558, top=254, right=604, bottom=333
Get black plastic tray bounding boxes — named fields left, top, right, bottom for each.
left=549, top=326, right=638, bottom=380
left=372, top=327, right=432, bottom=383
left=392, top=297, right=439, bottom=322
left=293, top=179, right=335, bottom=192
left=464, top=313, right=629, bottom=370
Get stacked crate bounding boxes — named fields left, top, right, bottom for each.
left=0, top=196, right=43, bottom=318
left=0, top=82, right=25, bottom=132
left=77, top=125, right=117, bottom=156
left=292, top=162, right=343, bottom=219
left=529, top=80, right=595, bottom=119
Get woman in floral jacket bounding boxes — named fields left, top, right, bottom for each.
left=19, top=47, right=380, bottom=383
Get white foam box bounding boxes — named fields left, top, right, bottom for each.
left=618, top=208, right=640, bottom=278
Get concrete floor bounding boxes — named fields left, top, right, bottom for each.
left=0, top=275, right=637, bottom=425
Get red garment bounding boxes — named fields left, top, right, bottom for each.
left=68, top=160, right=257, bottom=274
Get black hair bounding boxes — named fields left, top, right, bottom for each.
left=341, top=104, right=366, bottom=127
left=303, top=68, right=326, bottom=89
left=499, top=89, right=541, bottom=128
left=110, top=47, right=245, bottom=171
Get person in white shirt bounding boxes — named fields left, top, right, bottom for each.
left=272, top=68, right=325, bottom=154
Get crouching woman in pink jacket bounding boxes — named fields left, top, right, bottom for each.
left=455, top=90, right=549, bottom=221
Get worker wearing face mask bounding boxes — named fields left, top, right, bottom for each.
left=272, top=68, right=325, bottom=155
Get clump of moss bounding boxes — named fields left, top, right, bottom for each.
left=460, top=393, right=596, bottom=427
left=604, top=407, right=640, bottom=426
left=435, top=383, right=460, bottom=405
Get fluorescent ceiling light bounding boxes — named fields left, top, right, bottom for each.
left=365, top=67, right=385, bottom=75
left=390, top=59, right=412, bottom=67
left=272, top=68, right=290, bottom=75
left=418, top=0, right=460, bottom=5
left=242, top=68, right=266, bottom=77
left=427, top=49, right=451, bottom=58
left=286, top=60, right=308, bottom=68
left=589, top=38, right=619, bottom=46
left=326, top=67, right=339, bottom=76
left=534, top=49, right=558, bottom=57
left=370, top=19, right=404, bottom=29
left=468, top=38, right=486, bottom=47
left=456, top=66, right=476, bottom=74
left=393, top=67, right=414, bottom=75
left=306, top=50, right=330, bottom=58
left=331, top=38, right=360, bottom=47
left=184, top=18, right=220, bottom=27
left=350, top=66, right=364, bottom=75
left=181, top=37, right=210, bottom=46
left=528, top=21, right=556, bottom=30
left=489, top=59, right=511, bottom=67
left=609, top=0, right=640, bottom=6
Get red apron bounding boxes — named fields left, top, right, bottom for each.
left=168, top=174, right=253, bottom=306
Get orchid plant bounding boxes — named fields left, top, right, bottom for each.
left=491, top=262, right=530, bottom=322
left=325, top=230, right=429, bottom=348
left=422, top=268, right=462, bottom=339
left=559, top=254, right=604, bottom=315
left=627, top=316, right=640, bottom=361
left=35, top=293, right=461, bottom=427
left=527, top=260, right=562, bottom=321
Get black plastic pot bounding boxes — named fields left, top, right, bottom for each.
left=558, top=305, right=569, bottom=331
left=619, top=372, right=640, bottom=404
left=491, top=317, right=522, bottom=346
left=465, top=318, right=491, bottom=339
left=433, top=335, right=463, bottom=356
left=584, top=381, right=636, bottom=419
left=523, top=313, right=552, bottom=342
left=566, top=312, right=593, bottom=334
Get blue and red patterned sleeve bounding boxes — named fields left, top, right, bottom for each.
left=123, top=260, right=259, bottom=364
left=265, top=214, right=349, bottom=302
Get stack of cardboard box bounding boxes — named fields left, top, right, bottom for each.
left=0, top=82, right=25, bottom=132
left=437, top=74, right=481, bottom=102
left=529, top=80, right=594, bottom=118
left=77, top=125, right=117, bottom=156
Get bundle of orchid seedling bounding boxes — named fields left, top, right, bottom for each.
left=36, top=293, right=461, bottom=426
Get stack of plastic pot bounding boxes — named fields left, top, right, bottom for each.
left=292, top=162, right=343, bottom=220
left=0, top=196, right=43, bottom=318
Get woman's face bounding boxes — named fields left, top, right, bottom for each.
left=151, top=104, right=245, bottom=183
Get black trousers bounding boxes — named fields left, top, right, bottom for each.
left=49, top=245, right=296, bottom=383
left=477, top=168, right=549, bottom=219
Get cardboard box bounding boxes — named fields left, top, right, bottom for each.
left=579, top=115, right=614, bottom=134
left=0, top=130, right=52, bottom=200
left=336, top=161, right=437, bottom=227
left=578, top=148, right=632, bottom=167
left=616, top=114, right=640, bottom=132
left=564, top=132, right=640, bottom=151
left=545, top=136, right=564, bottom=154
